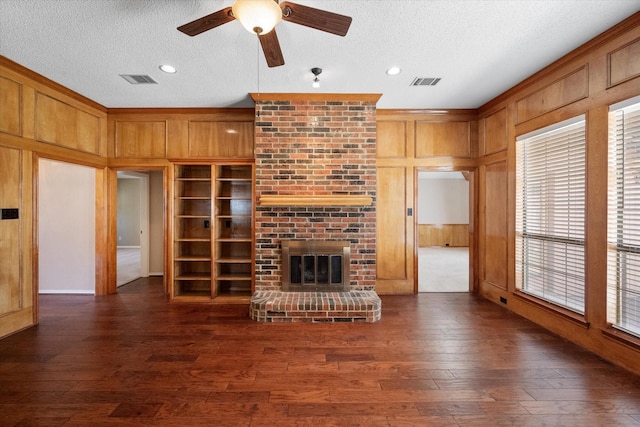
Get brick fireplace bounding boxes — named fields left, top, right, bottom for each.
left=249, top=94, right=381, bottom=322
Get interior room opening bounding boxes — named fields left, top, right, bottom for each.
left=417, top=170, right=470, bottom=292
left=116, top=170, right=164, bottom=289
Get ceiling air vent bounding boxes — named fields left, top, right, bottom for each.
left=120, top=74, right=158, bottom=84
left=410, top=77, right=441, bottom=87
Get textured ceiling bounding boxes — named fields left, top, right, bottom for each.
left=1, top=0, right=638, bottom=109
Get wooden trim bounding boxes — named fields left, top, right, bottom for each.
left=258, top=194, right=373, bottom=207
left=31, top=153, right=39, bottom=325
left=107, top=107, right=255, bottom=117
left=250, top=93, right=382, bottom=103
left=513, top=290, right=590, bottom=329
left=601, top=327, right=640, bottom=352
left=94, top=167, right=110, bottom=295
left=378, top=108, right=478, bottom=120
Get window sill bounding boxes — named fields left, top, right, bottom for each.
left=513, top=290, right=590, bottom=329
left=601, top=326, right=640, bottom=351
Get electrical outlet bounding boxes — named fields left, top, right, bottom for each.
left=204, top=219, right=210, bottom=229
left=500, top=296, right=507, bottom=305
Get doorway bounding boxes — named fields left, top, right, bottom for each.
left=114, top=169, right=165, bottom=293
left=38, top=158, right=96, bottom=294
left=417, top=170, right=471, bottom=292
left=116, top=171, right=149, bottom=286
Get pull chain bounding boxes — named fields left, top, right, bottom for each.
left=256, top=36, right=260, bottom=117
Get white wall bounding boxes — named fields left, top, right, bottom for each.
left=418, top=173, right=469, bottom=224
left=117, top=177, right=141, bottom=247
left=38, top=159, right=95, bottom=294
left=149, top=171, right=164, bottom=276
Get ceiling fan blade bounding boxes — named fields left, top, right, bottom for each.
left=177, top=7, right=235, bottom=36
left=259, top=29, right=285, bottom=68
left=280, top=2, right=352, bottom=36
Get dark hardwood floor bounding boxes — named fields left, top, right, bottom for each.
left=1, top=277, right=640, bottom=426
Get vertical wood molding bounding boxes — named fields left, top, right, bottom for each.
left=585, top=105, right=609, bottom=325
left=483, top=159, right=508, bottom=290
left=94, top=167, right=110, bottom=295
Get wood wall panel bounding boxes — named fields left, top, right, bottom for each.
left=376, top=121, right=407, bottom=158
left=516, top=66, right=589, bottom=124
left=376, top=167, right=409, bottom=283
left=376, top=110, right=477, bottom=295
left=483, top=160, right=508, bottom=290
left=115, top=121, right=166, bottom=158
left=418, top=224, right=469, bottom=247
left=0, top=146, right=21, bottom=315
left=188, top=121, right=254, bottom=158
left=35, top=92, right=101, bottom=155
left=483, top=108, right=507, bottom=155
left=415, top=121, right=470, bottom=158
left=0, top=76, right=21, bottom=136
left=609, top=37, right=640, bottom=87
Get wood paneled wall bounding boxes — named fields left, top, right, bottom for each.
left=0, top=57, right=256, bottom=338
left=107, top=110, right=254, bottom=165
left=0, top=58, right=108, bottom=165
left=376, top=110, right=478, bottom=294
left=477, top=12, right=640, bottom=374
left=0, top=57, right=108, bottom=337
left=418, top=224, right=469, bottom=247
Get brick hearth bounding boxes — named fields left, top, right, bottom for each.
left=250, top=290, right=381, bottom=323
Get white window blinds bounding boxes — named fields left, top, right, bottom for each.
left=608, top=97, right=640, bottom=338
left=516, top=116, right=586, bottom=314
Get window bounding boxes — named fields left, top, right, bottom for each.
left=608, top=97, right=640, bottom=338
left=516, top=116, right=586, bottom=313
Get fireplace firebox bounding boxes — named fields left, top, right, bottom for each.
left=282, top=240, right=351, bottom=292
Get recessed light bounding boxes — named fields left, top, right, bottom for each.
left=386, top=66, right=402, bottom=76
left=159, top=64, right=177, bottom=74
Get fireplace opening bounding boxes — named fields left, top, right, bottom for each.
left=282, top=240, right=350, bottom=292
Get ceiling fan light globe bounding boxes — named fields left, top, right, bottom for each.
left=232, top=0, right=282, bottom=35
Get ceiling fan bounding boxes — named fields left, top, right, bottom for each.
left=177, top=0, right=352, bottom=68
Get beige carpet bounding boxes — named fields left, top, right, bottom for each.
left=418, top=246, right=469, bottom=292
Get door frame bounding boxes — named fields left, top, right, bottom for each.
left=107, top=166, right=168, bottom=295
left=414, top=167, right=477, bottom=293
left=116, top=171, right=149, bottom=281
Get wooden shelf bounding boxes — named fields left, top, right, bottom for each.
left=177, top=196, right=211, bottom=200
left=217, top=257, right=252, bottom=263
left=259, top=194, right=372, bottom=206
left=175, top=273, right=212, bottom=281
left=217, top=237, right=252, bottom=242
left=172, top=163, right=254, bottom=301
left=216, top=274, right=252, bottom=281
left=175, top=256, right=211, bottom=262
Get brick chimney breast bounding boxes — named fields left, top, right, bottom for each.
left=253, top=94, right=379, bottom=292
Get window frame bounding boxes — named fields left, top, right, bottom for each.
left=515, top=115, right=587, bottom=315
left=607, top=96, right=640, bottom=340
